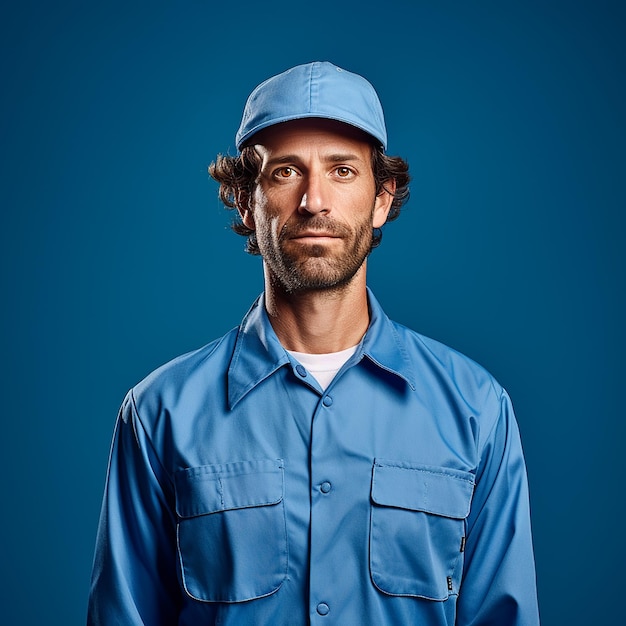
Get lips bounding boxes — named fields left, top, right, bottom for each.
left=290, top=230, right=339, bottom=239
left=281, top=219, right=349, bottom=242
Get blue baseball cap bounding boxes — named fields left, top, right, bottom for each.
left=235, top=61, right=388, bottom=151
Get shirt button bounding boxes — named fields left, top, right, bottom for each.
left=295, top=364, right=307, bottom=377
left=322, top=395, right=333, bottom=407
left=320, top=481, right=332, bottom=493
left=316, top=603, right=330, bottom=616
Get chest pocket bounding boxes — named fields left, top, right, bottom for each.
left=370, top=459, right=475, bottom=600
left=174, top=458, right=287, bottom=603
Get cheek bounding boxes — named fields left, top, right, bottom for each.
left=252, top=205, right=284, bottom=244
left=337, top=178, right=376, bottom=205
left=267, top=216, right=284, bottom=239
left=254, top=187, right=291, bottom=217
left=339, top=189, right=378, bottom=223
left=255, top=190, right=297, bottom=229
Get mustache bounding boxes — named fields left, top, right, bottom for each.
left=280, top=217, right=351, bottom=240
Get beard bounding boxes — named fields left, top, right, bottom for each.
left=257, top=208, right=376, bottom=294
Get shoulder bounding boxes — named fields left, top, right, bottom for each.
left=391, top=320, right=506, bottom=423
left=130, top=326, right=239, bottom=416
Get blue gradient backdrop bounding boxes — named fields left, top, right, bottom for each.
left=1, top=1, right=624, bottom=624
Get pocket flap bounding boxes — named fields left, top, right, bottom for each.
left=175, top=458, right=284, bottom=519
left=372, top=460, right=474, bottom=519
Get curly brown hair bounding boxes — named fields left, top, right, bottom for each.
left=208, top=144, right=410, bottom=255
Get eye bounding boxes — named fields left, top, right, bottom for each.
left=274, top=167, right=297, bottom=179
left=335, top=166, right=354, bottom=178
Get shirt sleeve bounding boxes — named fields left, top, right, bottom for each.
left=457, top=390, right=540, bottom=625
left=87, top=391, right=181, bottom=625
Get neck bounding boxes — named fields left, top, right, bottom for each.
left=263, top=264, right=370, bottom=354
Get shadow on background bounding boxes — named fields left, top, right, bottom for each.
left=1, top=1, right=623, bottom=624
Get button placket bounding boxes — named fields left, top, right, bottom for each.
left=310, top=391, right=339, bottom=622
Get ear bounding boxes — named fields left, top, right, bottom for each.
left=236, top=191, right=255, bottom=230
left=372, top=179, right=396, bottom=228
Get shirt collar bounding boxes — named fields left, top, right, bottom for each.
left=227, top=288, right=416, bottom=409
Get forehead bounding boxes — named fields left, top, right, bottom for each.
left=250, top=118, right=375, bottom=159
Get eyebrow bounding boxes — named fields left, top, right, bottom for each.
left=264, top=153, right=365, bottom=168
left=324, top=153, right=364, bottom=163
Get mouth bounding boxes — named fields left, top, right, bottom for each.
left=291, top=235, right=338, bottom=243
left=288, top=230, right=341, bottom=242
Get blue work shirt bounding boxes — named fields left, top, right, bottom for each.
left=88, top=290, right=540, bottom=625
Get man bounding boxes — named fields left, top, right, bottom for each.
left=88, top=61, right=540, bottom=625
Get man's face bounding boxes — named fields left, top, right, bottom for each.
left=240, top=119, right=393, bottom=294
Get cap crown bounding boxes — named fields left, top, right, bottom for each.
left=236, top=61, right=387, bottom=150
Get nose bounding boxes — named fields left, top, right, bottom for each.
left=298, top=173, right=330, bottom=216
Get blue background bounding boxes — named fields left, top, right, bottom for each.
left=1, top=1, right=624, bottom=624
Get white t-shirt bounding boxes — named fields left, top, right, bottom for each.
left=287, top=345, right=359, bottom=391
